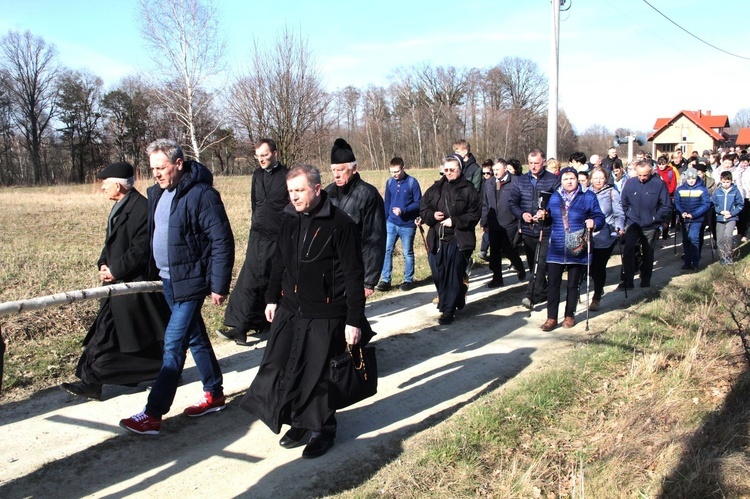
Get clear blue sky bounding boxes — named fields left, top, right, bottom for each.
left=2, top=0, right=749, bottom=134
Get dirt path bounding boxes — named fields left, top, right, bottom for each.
left=0, top=245, right=689, bottom=498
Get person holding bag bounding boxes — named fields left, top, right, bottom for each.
left=240, top=165, right=370, bottom=459
left=541, top=167, right=605, bottom=331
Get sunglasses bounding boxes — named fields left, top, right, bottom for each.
left=483, top=171, right=491, bottom=176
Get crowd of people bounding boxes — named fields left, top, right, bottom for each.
left=61, top=136, right=747, bottom=460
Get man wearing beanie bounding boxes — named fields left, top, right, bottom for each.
left=325, top=138, right=386, bottom=298
left=61, top=162, right=169, bottom=401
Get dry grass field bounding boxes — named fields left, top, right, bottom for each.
left=0, top=168, right=441, bottom=397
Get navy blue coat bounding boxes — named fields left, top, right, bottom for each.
left=147, top=161, right=235, bottom=302
left=620, top=174, right=672, bottom=230
left=508, top=169, right=559, bottom=237
left=546, top=187, right=605, bottom=265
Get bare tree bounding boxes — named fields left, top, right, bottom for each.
left=0, top=30, right=58, bottom=184
left=101, top=76, right=151, bottom=175
left=732, top=108, right=750, bottom=132
left=138, top=0, right=227, bottom=161
left=56, top=69, right=105, bottom=183
left=227, top=27, right=330, bottom=166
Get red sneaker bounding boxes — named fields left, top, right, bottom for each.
left=183, top=391, right=226, bottom=417
left=120, top=410, right=161, bottom=435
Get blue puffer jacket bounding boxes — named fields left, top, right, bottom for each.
left=148, top=160, right=235, bottom=302
left=546, top=186, right=605, bottom=265
left=508, top=169, right=559, bottom=237
left=674, top=177, right=710, bottom=223
left=711, top=184, right=744, bottom=222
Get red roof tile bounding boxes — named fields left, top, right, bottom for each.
left=649, top=110, right=728, bottom=141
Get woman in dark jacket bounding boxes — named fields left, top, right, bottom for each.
left=542, top=167, right=605, bottom=331
left=420, top=154, right=481, bottom=325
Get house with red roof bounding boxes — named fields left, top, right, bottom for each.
left=648, top=110, right=729, bottom=156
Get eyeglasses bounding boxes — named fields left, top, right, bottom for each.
left=483, top=172, right=491, bottom=176
left=443, top=167, right=458, bottom=173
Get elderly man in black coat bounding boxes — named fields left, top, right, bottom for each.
left=241, top=164, right=366, bottom=459
left=61, top=162, right=169, bottom=401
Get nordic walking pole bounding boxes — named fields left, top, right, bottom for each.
left=528, top=222, right=543, bottom=318
left=617, top=232, right=628, bottom=299
left=674, top=209, right=679, bottom=256
left=708, top=221, right=716, bottom=263
left=585, top=227, right=592, bottom=332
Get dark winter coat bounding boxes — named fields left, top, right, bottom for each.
left=480, top=172, right=519, bottom=232
left=325, top=173, right=386, bottom=289
left=250, top=163, right=289, bottom=239
left=266, top=191, right=366, bottom=328
left=462, top=153, right=482, bottom=192
left=546, top=187, right=605, bottom=265
left=420, top=175, right=481, bottom=253
left=147, top=160, right=235, bottom=302
left=620, top=173, right=672, bottom=230
left=674, top=177, right=710, bottom=223
left=93, top=188, right=167, bottom=352
left=508, top=168, right=560, bottom=237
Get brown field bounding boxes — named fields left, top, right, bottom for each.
left=0, top=168, right=441, bottom=397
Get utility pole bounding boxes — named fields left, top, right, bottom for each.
left=546, top=0, right=561, bottom=161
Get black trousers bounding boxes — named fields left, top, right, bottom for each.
left=623, top=225, right=660, bottom=284
left=488, top=225, right=525, bottom=283
left=546, top=263, right=584, bottom=320
left=224, top=235, right=276, bottom=332
left=522, top=232, right=549, bottom=302
left=591, top=243, right=615, bottom=301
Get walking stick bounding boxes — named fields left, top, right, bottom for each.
left=585, top=228, right=592, bottom=332
left=528, top=191, right=552, bottom=317
left=617, top=232, right=628, bottom=299
left=415, top=217, right=429, bottom=253
left=708, top=222, right=716, bottom=263
left=673, top=210, right=679, bottom=256
left=528, top=222, right=544, bottom=318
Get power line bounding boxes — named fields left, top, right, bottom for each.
left=642, top=0, right=750, bottom=60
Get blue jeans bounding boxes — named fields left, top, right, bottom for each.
left=146, top=278, right=223, bottom=417
left=681, top=220, right=703, bottom=268
left=381, top=221, right=416, bottom=283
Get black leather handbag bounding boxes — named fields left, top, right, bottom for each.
left=329, top=344, right=377, bottom=409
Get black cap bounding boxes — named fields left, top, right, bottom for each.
left=96, top=161, right=134, bottom=179
left=331, top=138, right=356, bottom=164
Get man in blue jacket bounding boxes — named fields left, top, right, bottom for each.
left=508, top=149, right=559, bottom=309
left=674, top=167, right=710, bottom=270
left=376, top=157, right=422, bottom=292
left=120, top=139, right=235, bottom=435
left=619, top=160, right=672, bottom=289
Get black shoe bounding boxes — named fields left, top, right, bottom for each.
left=216, top=327, right=248, bottom=344
left=279, top=427, right=309, bottom=449
left=517, top=269, right=526, bottom=281
left=438, top=312, right=455, bottom=325
left=399, top=281, right=415, bottom=292
left=302, top=433, right=334, bottom=459
left=61, top=381, right=102, bottom=401
left=375, top=280, right=391, bottom=291
left=640, top=280, right=651, bottom=288
left=617, top=281, right=634, bottom=290
left=486, top=278, right=504, bottom=288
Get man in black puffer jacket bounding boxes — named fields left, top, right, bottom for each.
left=325, top=138, right=386, bottom=298
left=508, top=148, right=559, bottom=309
left=120, top=139, right=234, bottom=436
